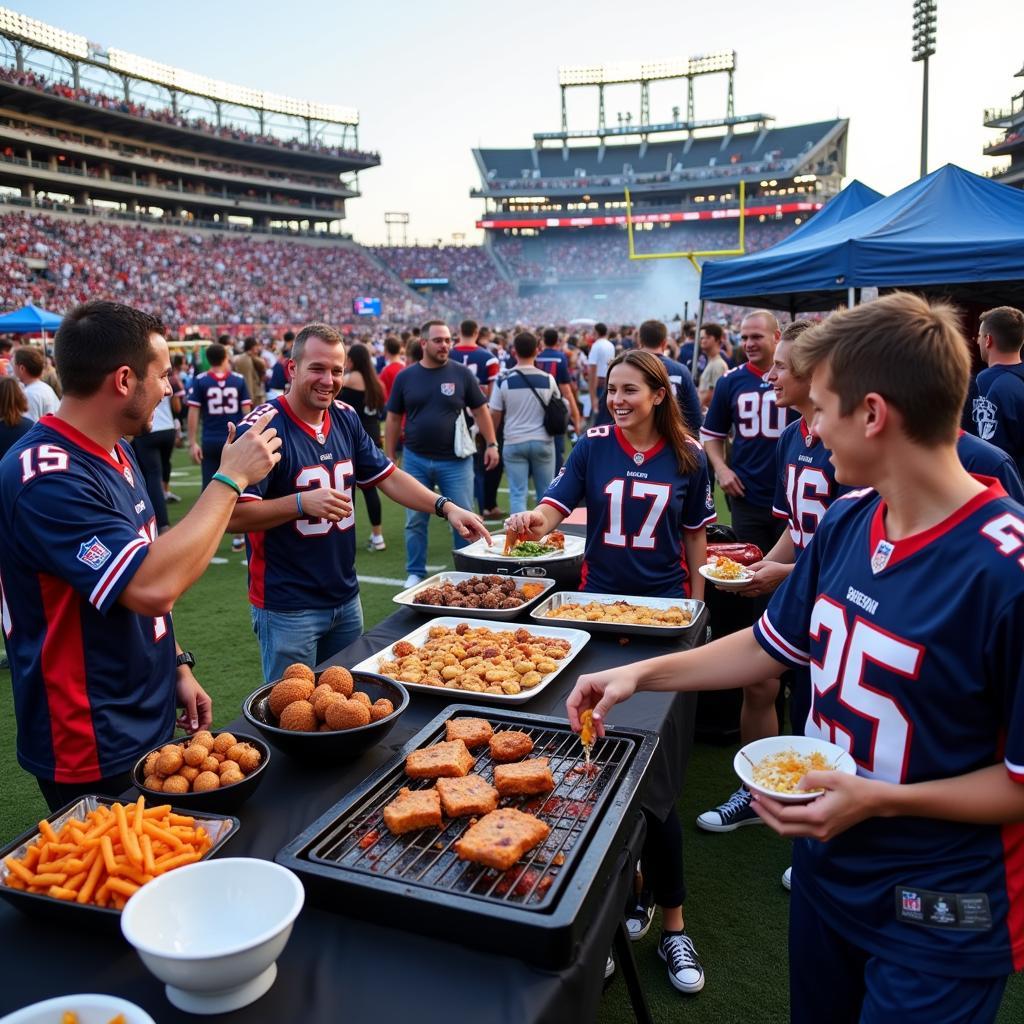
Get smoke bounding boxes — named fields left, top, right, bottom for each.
left=634, top=258, right=702, bottom=322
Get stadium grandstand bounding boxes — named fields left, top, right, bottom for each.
left=983, top=59, right=1024, bottom=189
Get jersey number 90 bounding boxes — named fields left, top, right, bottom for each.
left=736, top=391, right=787, bottom=439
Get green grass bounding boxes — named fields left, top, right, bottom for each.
left=1, top=449, right=1021, bottom=1022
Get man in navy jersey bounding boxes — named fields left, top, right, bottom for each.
left=536, top=328, right=582, bottom=474
left=187, top=342, right=252, bottom=490
left=231, top=323, right=489, bottom=681
left=570, top=293, right=1024, bottom=1024
left=972, top=306, right=1024, bottom=476
left=267, top=331, right=293, bottom=399
left=0, top=300, right=280, bottom=810
left=637, top=320, right=702, bottom=435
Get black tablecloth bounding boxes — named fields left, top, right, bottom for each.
left=0, top=603, right=705, bottom=1024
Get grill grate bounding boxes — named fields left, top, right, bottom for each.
left=307, top=715, right=632, bottom=910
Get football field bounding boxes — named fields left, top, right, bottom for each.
left=0, top=448, right=1020, bottom=1022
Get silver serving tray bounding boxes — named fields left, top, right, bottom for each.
left=392, top=571, right=556, bottom=620
left=530, top=592, right=705, bottom=638
left=349, top=616, right=590, bottom=704
left=456, top=531, right=586, bottom=562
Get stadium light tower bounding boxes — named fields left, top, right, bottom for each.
left=912, top=0, right=937, bottom=178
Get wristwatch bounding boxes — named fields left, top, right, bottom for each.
left=176, top=651, right=196, bottom=669
left=434, top=495, right=453, bottom=518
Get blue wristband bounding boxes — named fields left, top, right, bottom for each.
left=211, top=471, right=241, bottom=496
left=296, top=491, right=304, bottom=516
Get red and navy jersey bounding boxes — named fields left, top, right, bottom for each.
left=700, top=363, right=797, bottom=508
left=237, top=396, right=395, bottom=611
left=451, top=345, right=499, bottom=389
left=957, top=429, right=1024, bottom=502
left=541, top=424, right=715, bottom=597
left=0, top=416, right=176, bottom=783
left=535, top=348, right=571, bottom=386
left=754, top=481, right=1024, bottom=977
left=187, top=370, right=252, bottom=446
left=771, top=418, right=852, bottom=551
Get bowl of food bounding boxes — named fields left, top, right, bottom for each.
left=130, top=731, right=270, bottom=814
left=698, top=555, right=756, bottom=589
left=120, top=857, right=304, bottom=1015
left=735, top=736, right=857, bottom=804
left=0, top=994, right=156, bottom=1024
left=242, top=665, right=409, bottom=763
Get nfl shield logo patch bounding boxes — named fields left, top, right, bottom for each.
left=902, top=890, right=921, bottom=914
left=77, top=536, right=112, bottom=571
left=870, top=539, right=894, bottom=574
left=441, top=382, right=455, bottom=396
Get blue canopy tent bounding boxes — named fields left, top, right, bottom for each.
left=699, top=165, right=1024, bottom=312
left=0, top=303, right=63, bottom=336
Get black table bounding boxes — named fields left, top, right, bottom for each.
left=0, top=603, right=706, bottom=1024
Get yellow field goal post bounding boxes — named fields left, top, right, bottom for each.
left=624, top=179, right=747, bottom=273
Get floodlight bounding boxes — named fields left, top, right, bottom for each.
left=0, top=6, right=89, bottom=58
left=911, top=0, right=937, bottom=61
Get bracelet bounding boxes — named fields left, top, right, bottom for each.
left=486, top=442, right=498, bottom=449
left=296, top=491, right=304, bottom=516
left=211, top=471, right=242, bottom=496
left=434, top=495, right=452, bottom=519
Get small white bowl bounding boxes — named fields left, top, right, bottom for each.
left=698, top=563, right=754, bottom=589
left=735, top=735, right=857, bottom=804
left=120, top=858, right=304, bottom=1015
left=0, top=994, right=155, bottom=1024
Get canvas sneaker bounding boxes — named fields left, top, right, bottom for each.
left=695, top=786, right=763, bottom=832
left=604, top=952, right=615, bottom=980
left=231, top=536, right=245, bottom=552
left=403, top=574, right=424, bottom=590
left=367, top=534, right=386, bottom=551
left=659, top=932, right=705, bottom=994
left=164, top=490, right=181, bottom=503
left=782, top=866, right=792, bottom=891
left=626, top=890, right=655, bottom=941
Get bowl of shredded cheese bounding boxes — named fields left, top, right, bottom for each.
left=734, top=736, right=857, bottom=803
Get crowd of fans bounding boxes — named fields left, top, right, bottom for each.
left=0, top=65, right=373, bottom=160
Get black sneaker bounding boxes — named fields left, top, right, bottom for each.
left=695, top=786, right=763, bottom=833
left=659, top=932, right=705, bottom=994
left=626, top=890, right=655, bottom=941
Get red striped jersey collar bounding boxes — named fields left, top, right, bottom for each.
left=209, top=370, right=230, bottom=381
left=744, top=361, right=769, bottom=379
left=280, top=394, right=329, bottom=442
left=614, top=425, right=666, bottom=463
left=867, top=475, right=1006, bottom=570
left=40, top=415, right=133, bottom=478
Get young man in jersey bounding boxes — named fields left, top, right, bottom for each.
left=637, top=319, right=702, bottom=436
left=0, top=300, right=281, bottom=810
left=697, top=310, right=798, bottom=830
left=536, top=328, right=581, bottom=475
left=972, top=306, right=1024, bottom=477
left=229, top=323, right=491, bottom=682
left=569, top=293, right=1024, bottom=1024
left=187, top=341, right=252, bottom=490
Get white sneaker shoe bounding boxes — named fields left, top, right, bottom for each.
left=368, top=534, right=386, bottom=551
left=164, top=490, right=181, bottom=503
left=782, top=866, right=792, bottom=891
left=404, top=574, right=424, bottom=590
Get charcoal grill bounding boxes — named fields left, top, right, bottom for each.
left=276, top=704, right=658, bottom=968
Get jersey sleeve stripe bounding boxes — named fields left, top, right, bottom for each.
left=357, top=463, right=396, bottom=489
left=755, top=611, right=811, bottom=666
left=89, top=537, right=148, bottom=611
left=771, top=505, right=789, bottom=519
left=699, top=427, right=727, bottom=440
left=186, top=399, right=202, bottom=407
left=540, top=496, right=572, bottom=516
left=1005, top=757, right=1024, bottom=783
left=237, top=493, right=263, bottom=503
left=683, top=511, right=717, bottom=530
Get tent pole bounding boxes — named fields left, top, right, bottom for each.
left=692, top=300, right=705, bottom=380
left=847, top=286, right=856, bottom=309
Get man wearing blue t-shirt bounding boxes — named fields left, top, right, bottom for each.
left=972, top=306, right=1024, bottom=477
left=0, top=300, right=280, bottom=810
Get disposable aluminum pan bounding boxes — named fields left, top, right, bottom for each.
left=530, top=592, right=705, bottom=638
left=392, top=571, right=557, bottom=621
left=452, top=532, right=585, bottom=590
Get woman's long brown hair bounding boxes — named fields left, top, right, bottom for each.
left=0, top=377, right=28, bottom=428
left=346, top=342, right=385, bottom=413
left=606, top=350, right=699, bottom=475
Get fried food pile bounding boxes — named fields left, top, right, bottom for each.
left=706, top=555, right=752, bottom=581
left=268, top=663, right=395, bottom=732
left=752, top=749, right=834, bottom=794
left=140, top=731, right=262, bottom=794
left=544, top=599, right=692, bottom=626
left=412, top=574, right=524, bottom=610
left=377, top=625, right=571, bottom=696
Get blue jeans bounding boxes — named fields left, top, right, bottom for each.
left=503, top=438, right=555, bottom=513
left=251, top=595, right=364, bottom=682
left=401, top=448, right=475, bottom=577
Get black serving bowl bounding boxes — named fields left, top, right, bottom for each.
left=131, top=731, right=271, bottom=814
left=242, top=670, right=409, bottom=764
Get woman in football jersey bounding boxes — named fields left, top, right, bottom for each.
left=506, top=349, right=714, bottom=995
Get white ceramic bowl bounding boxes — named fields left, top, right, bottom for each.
left=120, top=858, right=304, bottom=1015
left=735, top=735, right=857, bottom=804
left=0, top=994, right=155, bottom=1024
